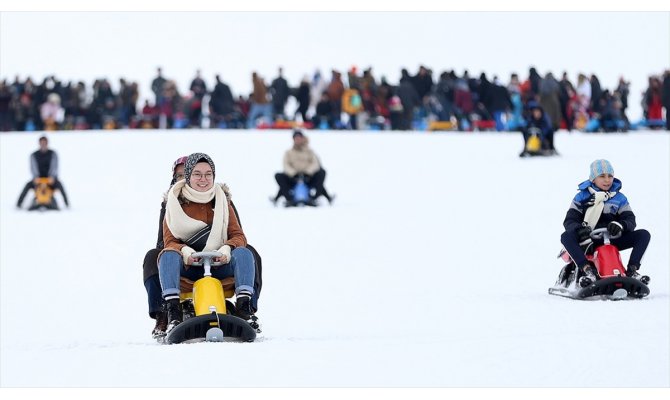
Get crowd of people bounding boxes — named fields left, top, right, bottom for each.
left=1, top=66, right=669, bottom=133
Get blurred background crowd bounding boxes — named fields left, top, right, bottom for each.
left=1, top=65, right=669, bottom=133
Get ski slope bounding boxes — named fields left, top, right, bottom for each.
left=0, top=129, right=668, bottom=390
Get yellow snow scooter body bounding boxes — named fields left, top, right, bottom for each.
left=166, top=251, right=257, bottom=344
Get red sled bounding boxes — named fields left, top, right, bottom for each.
left=550, top=228, right=650, bottom=300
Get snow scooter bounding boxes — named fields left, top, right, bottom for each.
left=165, top=251, right=258, bottom=344
left=285, top=176, right=316, bottom=207
left=28, top=178, right=59, bottom=211
left=549, top=227, right=650, bottom=300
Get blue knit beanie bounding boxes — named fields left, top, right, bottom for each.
left=589, top=159, right=614, bottom=181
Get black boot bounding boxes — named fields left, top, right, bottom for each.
left=626, top=264, right=650, bottom=285
left=235, top=292, right=254, bottom=321
left=579, top=265, right=598, bottom=287
left=151, top=304, right=168, bottom=340
left=165, top=298, right=182, bottom=333
left=557, top=264, right=575, bottom=286
left=182, top=299, right=195, bottom=320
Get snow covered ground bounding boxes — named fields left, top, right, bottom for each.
left=0, top=129, right=668, bottom=394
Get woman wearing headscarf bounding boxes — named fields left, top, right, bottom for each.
left=158, top=153, right=256, bottom=333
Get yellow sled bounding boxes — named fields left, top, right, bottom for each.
left=166, top=251, right=257, bottom=344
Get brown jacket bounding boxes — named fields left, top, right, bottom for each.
left=162, top=198, right=247, bottom=254
left=251, top=74, right=269, bottom=104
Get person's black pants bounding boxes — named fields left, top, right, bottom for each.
left=17, top=178, right=69, bottom=207
left=274, top=169, right=330, bottom=202
left=560, top=229, right=651, bottom=269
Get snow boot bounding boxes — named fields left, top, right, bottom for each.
left=235, top=292, right=254, bottom=321
left=557, top=264, right=575, bottom=286
left=579, top=265, right=598, bottom=287
left=626, top=264, right=650, bottom=285
left=165, top=298, right=183, bottom=333
left=151, top=306, right=168, bottom=340
left=182, top=299, right=195, bottom=320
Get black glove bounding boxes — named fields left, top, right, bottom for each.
left=577, top=224, right=592, bottom=242
left=582, top=194, right=596, bottom=208
left=607, top=221, right=623, bottom=236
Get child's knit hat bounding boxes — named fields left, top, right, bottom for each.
left=589, top=159, right=614, bottom=181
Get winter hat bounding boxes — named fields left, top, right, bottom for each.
left=170, top=155, right=188, bottom=186
left=589, top=159, right=614, bottom=181
left=292, top=129, right=305, bottom=139
left=184, top=152, right=216, bottom=185
left=526, top=100, right=541, bottom=110
left=172, top=155, right=188, bottom=175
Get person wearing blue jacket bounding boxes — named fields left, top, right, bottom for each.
left=560, top=159, right=651, bottom=286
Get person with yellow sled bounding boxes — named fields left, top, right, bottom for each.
left=519, top=101, right=558, bottom=157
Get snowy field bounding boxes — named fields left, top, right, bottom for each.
left=0, top=129, right=668, bottom=394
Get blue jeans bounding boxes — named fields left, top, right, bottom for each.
left=158, top=247, right=256, bottom=299
left=246, top=103, right=273, bottom=128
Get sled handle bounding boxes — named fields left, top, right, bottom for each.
left=190, top=251, right=223, bottom=277
left=590, top=227, right=621, bottom=244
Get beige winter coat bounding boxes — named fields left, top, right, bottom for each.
left=283, top=145, right=321, bottom=177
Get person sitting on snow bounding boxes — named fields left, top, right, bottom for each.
left=157, top=153, right=257, bottom=334
left=270, top=129, right=335, bottom=207
left=559, top=159, right=651, bottom=286
left=16, top=135, right=70, bottom=209
left=519, top=101, right=557, bottom=157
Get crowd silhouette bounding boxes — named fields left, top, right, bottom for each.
left=1, top=66, right=669, bottom=133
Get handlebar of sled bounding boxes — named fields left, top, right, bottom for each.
left=189, top=251, right=223, bottom=277
left=590, top=227, right=622, bottom=244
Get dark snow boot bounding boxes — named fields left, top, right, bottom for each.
left=151, top=306, right=168, bottom=340
left=579, top=265, right=598, bottom=288
left=165, top=299, right=183, bottom=333
left=626, top=264, right=650, bottom=285
left=557, top=264, right=575, bottom=286
left=182, top=299, right=195, bottom=320
left=235, top=292, right=254, bottom=321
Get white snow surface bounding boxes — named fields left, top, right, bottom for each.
left=0, top=129, right=668, bottom=389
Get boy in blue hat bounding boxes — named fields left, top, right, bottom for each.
left=560, top=159, right=651, bottom=287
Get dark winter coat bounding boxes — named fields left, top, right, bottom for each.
left=488, top=84, right=512, bottom=113
left=271, top=76, right=290, bottom=108
left=523, top=106, right=553, bottom=138
left=30, top=149, right=58, bottom=178
left=211, top=81, right=235, bottom=115
left=662, top=73, right=670, bottom=108
left=563, top=178, right=636, bottom=233
left=398, top=78, right=420, bottom=110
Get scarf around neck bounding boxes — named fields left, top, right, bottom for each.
left=583, top=186, right=618, bottom=229
left=165, top=180, right=229, bottom=250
